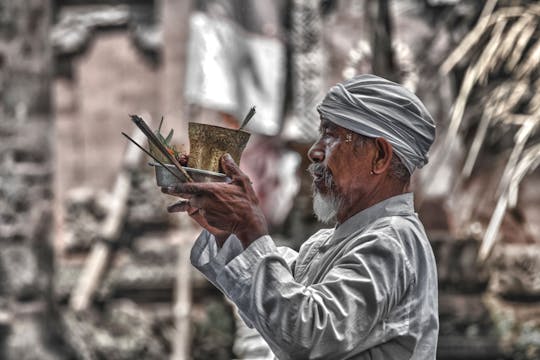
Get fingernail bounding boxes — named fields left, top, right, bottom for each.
left=224, top=153, right=232, bottom=161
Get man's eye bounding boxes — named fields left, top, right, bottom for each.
left=324, top=128, right=337, bottom=136
left=320, top=127, right=331, bottom=135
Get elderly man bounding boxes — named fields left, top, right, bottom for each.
left=163, top=74, right=438, bottom=359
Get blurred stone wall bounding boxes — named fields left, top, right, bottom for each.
left=0, top=0, right=76, bottom=358
left=0, top=1, right=536, bottom=359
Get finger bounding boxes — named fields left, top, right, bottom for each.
left=220, top=154, right=252, bottom=187
left=220, top=154, right=257, bottom=198
left=167, top=200, right=190, bottom=213
left=168, top=200, right=204, bottom=224
left=220, top=153, right=244, bottom=178
left=188, top=209, right=215, bottom=231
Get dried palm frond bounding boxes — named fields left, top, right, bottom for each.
left=528, top=80, right=540, bottom=114
left=440, top=3, right=539, bottom=76
left=515, top=38, right=540, bottom=78
left=438, top=5, right=539, bottom=159
left=505, top=19, right=537, bottom=72
left=496, top=117, right=540, bottom=195
left=495, top=13, right=534, bottom=66
left=478, top=192, right=509, bottom=262
left=460, top=81, right=527, bottom=178
left=491, top=81, right=528, bottom=118
left=460, top=110, right=494, bottom=179
left=440, top=0, right=499, bottom=75
left=438, top=65, right=479, bottom=159
left=436, top=1, right=540, bottom=262
left=507, top=134, right=540, bottom=207
left=478, top=19, right=508, bottom=85
left=478, top=142, right=540, bottom=262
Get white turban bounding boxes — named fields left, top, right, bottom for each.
left=317, top=74, right=436, bottom=174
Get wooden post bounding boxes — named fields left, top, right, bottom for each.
left=366, top=0, right=398, bottom=82
left=171, top=218, right=199, bottom=360
left=69, top=127, right=146, bottom=312
left=161, top=0, right=193, bottom=148
left=160, top=0, right=195, bottom=359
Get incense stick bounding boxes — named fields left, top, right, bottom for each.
left=130, top=115, right=194, bottom=182
left=239, top=106, right=256, bottom=130
left=121, top=132, right=186, bottom=183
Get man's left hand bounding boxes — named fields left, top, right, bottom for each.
left=162, top=153, right=268, bottom=249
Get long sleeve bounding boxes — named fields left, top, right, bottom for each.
left=190, top=193, right=438, bottom=360
left=212, top=233, right=412, bottom=360
left=190, top=230, right=298, bottom=327
left=190, top=230, right=245, bottom=294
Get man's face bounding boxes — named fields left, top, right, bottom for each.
left=308, top=119, right=374, bottom=223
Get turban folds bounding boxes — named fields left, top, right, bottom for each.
left=317, top=74, right=436, bottom=174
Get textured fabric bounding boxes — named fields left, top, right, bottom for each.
left=191, top=193, right=439, bottom=359
left=280, top=0, right=325, bottom=143
left=232, top=305, right=276, bottom=359
left=184, top=10, right=286, bottom=136
left=317, top=75, right=436, bottom=174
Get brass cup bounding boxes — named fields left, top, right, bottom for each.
left=188, top=122, right=251, bottom=173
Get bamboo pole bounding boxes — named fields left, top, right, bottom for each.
left=366, top=0, right=397, bottom=82
left=160, top=0, right=195, bottom=358
left=69, top=126, right=146, bottom=312
left=171, top=218, right=198, bottom=360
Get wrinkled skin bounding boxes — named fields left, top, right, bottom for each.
left=162, top=154, right=268, bottom=248
left=163, top=120, right=406, bottom=249
left=308, top=118, right=405, bottom=223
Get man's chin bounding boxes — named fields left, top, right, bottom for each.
left=312, top=191, right=339, bottom=224
left=312, top=181, right=330, bottom=196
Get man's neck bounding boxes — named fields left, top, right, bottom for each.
left=336, top=180, right=408, bottom=224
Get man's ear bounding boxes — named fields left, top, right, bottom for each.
left=372, top=138, right=393, bottom=175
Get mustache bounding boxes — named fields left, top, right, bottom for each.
left=308, top=163, right=335, bottom=191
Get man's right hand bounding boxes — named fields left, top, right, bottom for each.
left=162, top=154, right=268, bottom=249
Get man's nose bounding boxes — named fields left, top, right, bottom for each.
left=308, top=141, right=325, bottom=163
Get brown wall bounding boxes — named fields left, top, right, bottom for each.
left=54, top=31, right=160, bottom=251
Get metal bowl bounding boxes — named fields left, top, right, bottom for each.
left=149, top=162, right=230, bottom=186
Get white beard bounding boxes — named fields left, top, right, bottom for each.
left=313, top=191, right=341, bottom=224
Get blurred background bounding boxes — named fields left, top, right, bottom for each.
left=1, top=0, right=540, bottom=359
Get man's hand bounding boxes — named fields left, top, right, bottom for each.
left=162, top=154, right=268, bottom=249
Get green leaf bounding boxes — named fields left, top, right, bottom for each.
left=165, top=129, right=174, bottom=144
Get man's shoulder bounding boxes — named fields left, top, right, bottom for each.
left=311, top=227, right=335, bottom=239
left=342, top=214, right=428, bottom=259
left=368, top=212, right=424, bottom=238
left=302, top=228, right=335, bottom=247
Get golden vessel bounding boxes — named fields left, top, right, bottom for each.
left=188, top=122, right=251, bottom=172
